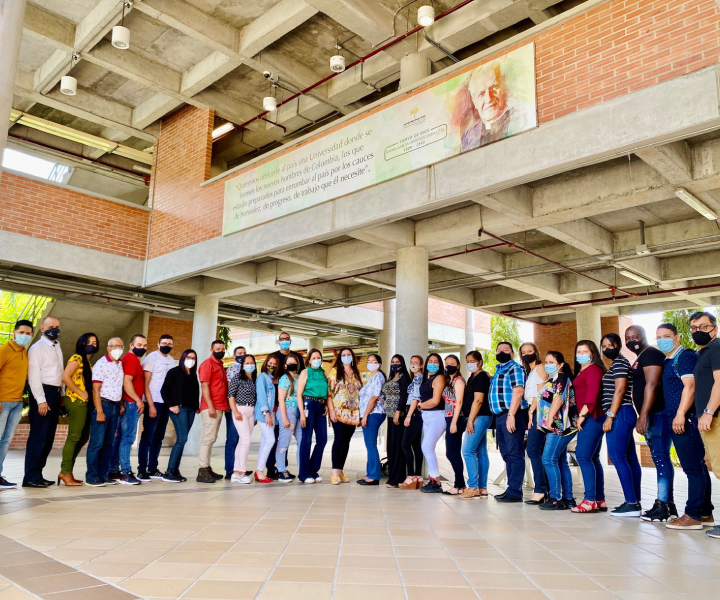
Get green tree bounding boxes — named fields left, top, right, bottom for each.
left=483, top=315, right=522, bottom=373
left=217, top=325, right=232, bottom=354
left=661, top=308, right=719, bottom=350
left=0, top=290, right=50, bottom=341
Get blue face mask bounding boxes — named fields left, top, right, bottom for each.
left=576, top=354, right=591, bottom=365
left=14, top=334, right=31, bottom=346
left=427, top=363, right=440, bottom=374
left=657, top=338, right=675, bottom=354
left=243, top=364, right=256, bottom=373
left=311, top=359, right=322, bottom=369
left=341, top=355, right=353, bottom=365
left=545, top=364, right=558, bottom=376
left=279, top=341, right=291, bottom=351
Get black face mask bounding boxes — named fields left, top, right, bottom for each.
left=212, top=351, right=225, bottom=360
left=285, top=363, right=298, bottom=372
left=603, top=347, right=621, bottom=360
left=495, top=352, right=512, bottom=364
left=235, top=354, right=245, bottom=363
left=159, top=345, right=172, bottom=355
left=521, top=353, right=536, bottom=365
left=132, top=347, right=147, bottom=358
left=626, top=340, right=644, bottom=354
left=266, top=366, right=276, bottom=374
left=390, top=364, right=402, bottom=373
left=44, top=327, right=60, bottom=341
left=84, top=344, right=98, bottom=355
left=692, top=330, right=714, bottom=346
left=445, top=365, right=458, bottom=375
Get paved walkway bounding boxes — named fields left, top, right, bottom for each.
left=0, top=436, right=719, bottom=600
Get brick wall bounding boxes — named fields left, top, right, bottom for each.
left=146, top=316, right=194, bottom=360
left=0, top=172, right=149, bottom=259
left=10, top=424, right=67, bottom=450
left=533, top=315, right=625, bottom=359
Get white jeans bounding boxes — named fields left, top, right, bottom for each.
left=421, top=410, right=445, bottom=478
left=257, top=420, right=276, bottom=471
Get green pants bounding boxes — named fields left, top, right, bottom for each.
left=60, top=398, right=90, bottom=474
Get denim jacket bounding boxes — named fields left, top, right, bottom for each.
left=255, top=372, right=276, bottom=422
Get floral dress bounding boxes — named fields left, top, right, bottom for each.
left=537, top=372, right=577, bottom=435
left=328, top=368, right=362, bottom=426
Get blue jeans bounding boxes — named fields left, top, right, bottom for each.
left=527, top=412, right=548, bottom=494
left=225, top=410, right=239, bottom=475
left=138, top=403, right=170, bottom=473
left=576, top=414, right=605, bottom=502
left=670, top=413, right=714, bottom=520
left=362, top=413, right=384, bottom=481
left=495, top=411, right=528, bottom=498
left=168, top=407, right=195, bottom=472
left=0, top=401, right=23, bottom=476
left=606, top=404, right=642, bottom=504
left=118, top=403, right=142, bottom=474
left=462, top=415, right=492, bottom=489
left=298, top=399, right=328, bottom=480
left=86, top=400, right=121, bottom=483
left=542, top=432, right=576, bottom=501
left=646, top=410, right=674, bottom=504
left=276, top=408, right=302, bottom=473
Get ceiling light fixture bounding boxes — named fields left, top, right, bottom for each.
left=279, top=292, right=326, bottom=305
left=353, top=277, right=396, bottom=291
left=112, top=1, right=132, bottom=49
left=330, top=50, right=346, bottom=73
left=263, top=95, right=278, bottom=112
left=618, top=270, right=653, bottom=286
left=212, top=122, right=235, bottom=139
left=418, top=4, right=435, bottom=27
left=675, top=187, right=720, bottom=220
left=60, top=53, right=79, bottom=96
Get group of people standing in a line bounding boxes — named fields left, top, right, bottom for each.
left=0, top=312, right=719, bottom=540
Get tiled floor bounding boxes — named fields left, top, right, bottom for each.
left=0, top=436, right=719, bottom=600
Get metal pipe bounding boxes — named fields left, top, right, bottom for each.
left=422, top=29, right=460, bottom=62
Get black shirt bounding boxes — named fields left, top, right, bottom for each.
left=161, top=366, right=200, bottom=411
left=631, top=346, right=665, bottom=414
left=464, top=371, right=491, bottom=417
left=268, top=350, right=306, bottom=374
left=419, top=374, right=443, bottom=411
left=694, top=337, right=720, bottom=417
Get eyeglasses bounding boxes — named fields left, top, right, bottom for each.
left=690, top=324, right=716, bottom=333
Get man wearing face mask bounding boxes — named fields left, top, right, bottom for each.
left=689, top=311, right=720, bottom=539
left=0, top=320, right=33, bottom=489
left=197, top=340, right=229, bottom=484
left=24, top=317, right=64, bottom=488
left=625, top=325, right=676, bottom=522
left=224, top=346, right=246, bottom=479
left=488, top=341, right=527, bottom=502
left=85, top=338, right=125, bottom=486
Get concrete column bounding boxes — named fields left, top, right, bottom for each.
left=400, top=53, right=431, bottom=89
left=461, top=309, right=476, bottom=377
left=308, top=337, right=324, bottom=355
left=185, top=295, right=220, bottom=457
left=395, top=247, right=429, bottom=360
left=575, top=306, right=602, bottom=343
left=0, top=0, right=27, bottom=181
left=379, top=299, right=396, bottom=366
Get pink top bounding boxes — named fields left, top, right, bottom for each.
left=573, top=363, right=604, bottom=418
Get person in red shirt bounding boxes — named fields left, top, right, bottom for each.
left=572, top=340, right=607, bottom=513
left=196, top=340, right=229, bottom=483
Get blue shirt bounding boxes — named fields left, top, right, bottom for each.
left=489, top=360, right=526, bottom=414
left=662, top=347, right=698, bottom=415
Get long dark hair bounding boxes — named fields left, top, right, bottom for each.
left=332, top=347, right=361, bottom=384
left=179, top=349, right=198, bottom=377
left=423, top=352, right=445, bottom=382
left=367, top=353, right=386, bottom=380
left=74, top=333, right=98, bottom=392
left=465, top=350, right=484, bottom=383
left=573, top=340, right=607, bottom=377
left=261, top=353, right=280, bottom=381
left=519, top=342, right=542, bottom=375
left=390, top=354, right=410, bottom=381
left=238, top=354, right=257, bottom=382
left=546, top=350, right=573, bottom=378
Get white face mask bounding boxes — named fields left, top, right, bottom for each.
left=466, top=362, right=478, bottom=373
left=184, top=359, right=196, bottom=369
left=410, top=364, right=422, bottom=372
left=110, top=348, right=123, bottom=360
left=367, top=362, right=380, bottom=372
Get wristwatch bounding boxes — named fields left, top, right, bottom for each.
left=262, top=409, right=269, bottom=416
left=704, top=408, right=715, bottom=415
left=606, top=410, right=616, bottom=418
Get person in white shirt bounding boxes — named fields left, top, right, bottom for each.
left=85, top=338, right=125, bottom=487
left=23, top=317, right=64, bottom=488
left=137, top=334, right=175, bottom=481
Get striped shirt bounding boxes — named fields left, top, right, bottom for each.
left=601, top=356, right=634, bottom=413
left=489, top=361, right=526, bottom=414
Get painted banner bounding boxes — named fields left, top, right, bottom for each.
left=223, top=43, right=536, bottom=235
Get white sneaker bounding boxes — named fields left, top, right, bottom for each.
left=230, top=473, right=242, bottom=483
left=239, top=475, right=252, bottom=484
left=314, top=476, right=323, bottom=483
left=303, top=478, right=315, bottom=484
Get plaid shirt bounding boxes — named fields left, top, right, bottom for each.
left=489, top=360, right=526, bottom=414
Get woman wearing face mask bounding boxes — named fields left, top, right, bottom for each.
left=357, top=354, right=386, bottom=486
left=297, top=349, right=329, bottom=483
left=537, top=351, right=578, bottom=510
left=442, top=355, right=466, bottom=495
left=328, top=348, right=362, bottom=484
left=382, top=355, right=411, bottom=488
left=229, top=354, right=258, bottom=484
left=161, top=350, right=200, bottom=483
left=600, top=333, right=641, bottom=517
left=254, top=356, right=279, bottom=484
left=58, top=333, right=99, bottom=486
left=276, top=355, right=302, bottom=482
left=572, top=341, right=607, bottom=513
left=520, top=342, right=549, bottom=505
left=419, top=353, right=447, bottom=493
left=460, top=351, right=491, bottom=499
left=399, top=355, right=424, bottom=489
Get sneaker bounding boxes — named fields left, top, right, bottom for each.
left=666, top=514, right=703, bottom=530
left=314, top=476, right=323, bottom=483
left=706, top=525, right=720, bottom=539
left=148, top=469, right=164, bottom=480
left=230, top=473, right=242, bottom=483
left=239, top=474, right=252, bottom=484
left=286, top=471, right=297, bottom=480
left=107, top=470, right=121, bottom=480
left=611, top=502, right=642, bottom=517
left=86, top=479, right=105, bottom=487
left=162, top=470, right=183, bottom=483
left=136, top=470, right=151, bottom=482
left=102, top=478, right=118, bottom=485
left=196, top=468, right=215, bottom=484
left=420, top=479, right=442, bottom=493
left=641, top=499, right=672, bottom=522
left=0, top=476, right=17, bottom=489
left=702, top=515, right=715, bottom=527
left=176, top=471, right=187, bottom=482
left=278, top=472, right=293, bottom=483
left=668, top=502, right=679, bottom=520
left=302, top=478, right=315, bottom=484
left=118, top=473, right=141, bottom=485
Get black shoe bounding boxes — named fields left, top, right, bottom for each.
left=196, top=468, right=215, bottom=484
left=494, top=491, right=508, bottom=500
left=225, top=473, right=232, bottom=480
left=539, top=498, right=564, bottom=511
left=564, top=498, right=577, bottom=509
left=137, top=470, right=151, bottom=482
left=266, top=469, right=279, bottom=481
left=420, top=479, right=443, bottom=493
left=0, top=477, right=17, bottom=489
left=148, top=469, right=164, bottom=480
left=286, top=471, right=297, bottom=480
left=162, top=470, right=183, bottom=483
left=668, top=502, right=679, bottom=520
left=525, top=494, right=548, bottom=505
left=357, top=479, right=380, bottom=486
left=177, top=471, right=187, bottom=482
left=41, top=479, right=55, bottom=487
left=107, top=471, right=121, bottom=480
left=641, top=499, right=672, bottom=522
left=496, top=493, right=523, bottom=503
left=85, top=479, right=105, bottom=487
left=22, top=480, right=50, bottom=488
left=278, top=472, right=294, bottom=483
left=118, top=473, right=141, bottom=485
left=102, top=478, right=118, bottom=485
left=611, top=502, right=642, bottom=517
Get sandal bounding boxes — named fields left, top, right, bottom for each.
left=442, top=487, right=465, bottom=496
left=571, top=500, right=598, bottom=513
left=597, top=500, right=608, bottom=512
left=478, top=489, right=489, bottom=498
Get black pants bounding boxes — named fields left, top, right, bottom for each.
left=402, top=411, right=423, bottom=476
left=265, top=421, right=280, bottom=475
left=24, top=385, right=62, bottom=484
left=496, top=410, right=528, bottom=497
left=331, top=421, right=356, bottom=469
left=386, top=416, right=407, bottom=485
left=445, top=416, right=467, bottom=489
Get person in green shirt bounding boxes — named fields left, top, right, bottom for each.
left=296, top=348, right=329, bottom=483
